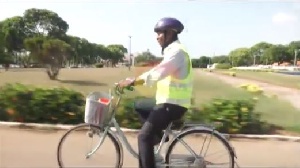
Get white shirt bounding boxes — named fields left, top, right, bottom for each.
left=138, top=40, right=189, bottom=87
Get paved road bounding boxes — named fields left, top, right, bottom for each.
left=0, top=127, right=300, bottom=168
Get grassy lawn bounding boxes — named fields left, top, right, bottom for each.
left=211, top=69, right=300, bottom=89
left=1, top=67, right=300, bottom=133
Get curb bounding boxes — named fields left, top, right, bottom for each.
left=1, top=121, right=300, bottom=142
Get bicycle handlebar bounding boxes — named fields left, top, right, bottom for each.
left=114, top=79, right=145, bottom=96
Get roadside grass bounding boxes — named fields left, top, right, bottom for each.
left=209, top=69, right=300, bottom=89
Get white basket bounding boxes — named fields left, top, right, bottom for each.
left=84, top=91, right=112, bottom=125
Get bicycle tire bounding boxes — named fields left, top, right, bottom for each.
left=165, top=128, right=235, bottom=168
left=57, top=123, right=123, bottom=168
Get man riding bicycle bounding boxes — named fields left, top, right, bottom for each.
left=118, top=17, right=193, bottom=168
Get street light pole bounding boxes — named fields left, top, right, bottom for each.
left=253, top=53, right=256, bottom=66
left=294, top=49, right=300, bottom=67
left=128, top=35, right=132, bottom=68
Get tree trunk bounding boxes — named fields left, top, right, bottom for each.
left=46, top=64, right=60, bottom=80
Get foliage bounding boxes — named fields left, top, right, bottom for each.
left=0, top=83, right=85, bottom=124
left=95, top=63, right=104, bottom=68
left=0, top=83, right=271, bottom=134
left=114, top=96, right=144, bottom=129
left=239, top=83, right=264, bottom=95
left=198, top=98, right=271, bottom=134
left=215, top=63, right=232, bottom=69
left=135, top=50, right=157, bottom=63
left=0, top=8, right=128, bottom=78
left=1, top=7, right=299, bottom=73
left=198, top=41, right=299, bottom=67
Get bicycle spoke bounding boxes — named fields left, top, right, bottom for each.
left=57, top=124, right=122, bottom=168
left=165, top=129, right=234, bottom=168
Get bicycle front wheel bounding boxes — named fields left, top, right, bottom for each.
left=165, top=128, right=235, bottom=168
left=57, top=123, right=123, bottom=168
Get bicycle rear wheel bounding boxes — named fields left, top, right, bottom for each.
left=165, top=128, right=235, bottom=168
left=57, top=123, right=123, bottom=168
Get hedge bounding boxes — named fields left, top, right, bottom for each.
left=0, top=83, right=271, bottom=134
left=215, top=63, right=232, bottom=69
left=95, top=63, right=104, bottom=68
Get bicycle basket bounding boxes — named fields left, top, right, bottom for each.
left=84, top=91, right=112, bottom=126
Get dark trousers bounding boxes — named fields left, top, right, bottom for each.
left=134, top=98, right=187, bottom=168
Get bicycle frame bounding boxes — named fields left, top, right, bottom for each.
left=86, top=85, right=199, bottom=161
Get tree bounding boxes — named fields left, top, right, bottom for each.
left=135, top=50, right=156, bottom=63
left=0, top=16, right=28, bottom=65
left=21, top=8, right=71, bottom=79
left=250, top=42, right=273, bottom=65
left=24, top=36, right=71, bottom=79
left=0, top=8, right=129, bottom=76
left=106, top=44, right=127, bottom=67
left=197, top=56, right=210, bottom=68
left=263, top=45, right=291, bottom=65
left=228, top=48, right=251, bottom=66
left=211, top=55, right=229, bottom=64
left=288, top=41, right=300, bottom=65
left=23, top=8, right=69, bottom=39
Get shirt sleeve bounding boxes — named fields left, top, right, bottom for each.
left=138, top=49, right=186, bottom=87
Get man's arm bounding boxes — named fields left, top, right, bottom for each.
left=137, top=49, right=186, bottom=86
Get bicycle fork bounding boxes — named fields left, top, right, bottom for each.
left=85, top=127, right=110, bottom=159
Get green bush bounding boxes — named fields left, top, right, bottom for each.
left=199, top=98, right=270, bottom=134
left=115, top=96, right=144, bottom=129
left=0, top=83, right=85, bottom=124
left=95, top=63, right=104, bottom=68
left=0, top=83, right=271, bottom=134
left=215, top=63, right=232, bottom=69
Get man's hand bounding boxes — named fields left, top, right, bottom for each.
left=118, top=78, right=135, bottom=88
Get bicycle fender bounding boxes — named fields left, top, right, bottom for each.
left=177, top=126, right=237, bottom=158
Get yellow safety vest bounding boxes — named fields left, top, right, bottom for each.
left=155, top=44, right=193, bottom=108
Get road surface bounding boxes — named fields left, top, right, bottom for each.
left=0, top=127, right=300, bottom=168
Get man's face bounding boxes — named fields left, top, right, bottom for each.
left=156, top=31, right=165, bottom=47
left=156, top=30, right=175, bottom=48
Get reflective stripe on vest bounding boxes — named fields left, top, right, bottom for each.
left=155, top=44, right=193, bottom=108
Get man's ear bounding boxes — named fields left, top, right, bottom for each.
left=165, top=30, right=173, bottom=41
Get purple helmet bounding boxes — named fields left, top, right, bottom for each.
left=154, top=17, right=184, bottom=34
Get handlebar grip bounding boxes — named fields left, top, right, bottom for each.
left=133, top=79, right=145, bottom=86
left=126, top=86, right=134, bottom=91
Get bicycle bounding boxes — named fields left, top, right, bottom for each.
left=57, top=79, right=238, bottom=168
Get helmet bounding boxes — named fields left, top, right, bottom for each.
left=154, top=17, right=184, bottom=34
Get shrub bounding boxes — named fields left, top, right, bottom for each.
left=114, top=96, right=144, bottom=129
left=218, top=71, right=236, bottom=77
left=0, top=83, right=85, bottom=124
left=95, top=63, right=104, bottom=68
left=199, top=98, right=270, bottom=134
left=0, top=83, right=271, bottom=134
left=239, top=83, right=264, bottom=95
left=215, top=63, right=232, bottom=69
left=229, top=72, right=236, bottom=77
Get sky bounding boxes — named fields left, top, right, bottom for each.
left=0, top=0, right=299, bottom=58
